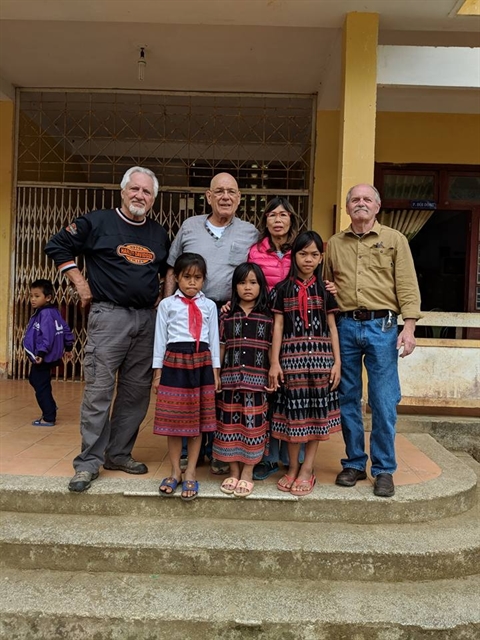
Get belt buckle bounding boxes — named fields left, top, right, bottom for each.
left=352, top=309, right=366, bottom=321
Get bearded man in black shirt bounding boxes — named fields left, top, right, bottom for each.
left=45, top=166, right=170, bottom=492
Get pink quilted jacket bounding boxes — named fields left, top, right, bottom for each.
left=248, top=237, right=291, bottom=291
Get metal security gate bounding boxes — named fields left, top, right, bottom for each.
left=12, top=89, right=316, bottom=379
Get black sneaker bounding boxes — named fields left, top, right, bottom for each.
left=209, top=458, right=230, bottom=475
left=253, top=461, right=279, bottom=481
left=374, top=473, right=395, bottom=497
left=104, top=457, right=148, bottom=474
left=68, top=471, right=99, bottom=492
left=335, top=467, right=367, bottom=487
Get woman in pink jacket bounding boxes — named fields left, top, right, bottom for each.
left=244, top=197, right=335, bottom=480
left=248, top=196, right=299, bottom=291
left=248, top=197, right=300, bottom=479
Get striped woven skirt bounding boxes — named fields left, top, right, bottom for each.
left=213, top=389, right=268, bottom=465
left=271, top=371, right=341, bottom=442
left=154, top=342, right=216, bottom=438
left=270, top=336, right=341, bottom=443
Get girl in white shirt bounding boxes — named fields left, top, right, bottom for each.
left=152, top=253, right=220, bottom=500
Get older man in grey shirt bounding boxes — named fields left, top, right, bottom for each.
left=164, top=172, right=258, bottom=474
left=164, top=172, right=258, bottom=304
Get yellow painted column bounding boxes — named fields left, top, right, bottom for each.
left=311, top=110, right=340, bottom=241
left=0, top=101, right=15, bottom=376
left=336, top=12, right=379, bottom=231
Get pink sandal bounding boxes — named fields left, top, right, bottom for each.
left=220, top=477, right=239, bottom=495
left=277, top=474, right=296, bottom=492
left=233, top=479, right=254, bottom=497
left=290, top=474, right=316, bottom=497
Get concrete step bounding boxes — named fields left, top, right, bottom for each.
left=1, top=490, right=479, bottom=582
left=0, top=434, right=477, bottom=524
left=397, top=415, right=480, bottom=460
left=1, top=568, right=479, bottom=640
left=0, top=444, right=478, bottom=638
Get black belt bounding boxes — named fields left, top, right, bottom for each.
left=342, top=309, right=394, bottom=321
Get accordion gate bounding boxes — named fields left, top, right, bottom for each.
left=12, top=90, right=315, bottom=380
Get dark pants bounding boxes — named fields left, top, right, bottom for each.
left=181, top=433, right=213, bottom=459
left=29, top=362, right=57, bottom=422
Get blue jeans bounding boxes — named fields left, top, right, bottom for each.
left=263, top=435, right=290, bottom=466
left=337, top=315, right=401, bottom=477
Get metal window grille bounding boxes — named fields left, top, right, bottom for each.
left=17, top=90, right=315, bottom=190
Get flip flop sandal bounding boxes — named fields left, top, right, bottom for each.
left=277, top=474, right=296, bottom=492
left=233, top=479, right=254, bottom=498
left=181, top=479, right=199, bottom=501
left=159, top=477, right=180, bottom=497
left=290, top=474, right=316, bottom=497
left=220, top=477, right=239, bottom=495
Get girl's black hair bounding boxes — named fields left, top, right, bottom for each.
left=173, top=252, right=207, bottom=278
left=230, top=262, right=271, bottom=315
left=275, top=230, right=328, bottom=335
left=256, top=196, right=299, bottom=254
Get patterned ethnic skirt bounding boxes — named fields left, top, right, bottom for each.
left=213, top=389, right=269, bottom=465
left=153, top=342, right=216, bottom=438
left=270, top=338, right=341, bottom=443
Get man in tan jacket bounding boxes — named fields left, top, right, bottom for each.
left=324, top=184, right=421, bottom=497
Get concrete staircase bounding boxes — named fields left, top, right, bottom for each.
left=396, top=415, right=480, bottom=462
left=1, top=434, right=479, bottom=639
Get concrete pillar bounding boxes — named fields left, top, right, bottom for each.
left=336, top=12, right=379, bottom=231
left=312, top=111, right=340, bottom=241
left=0, top=100, right=15, bottom=376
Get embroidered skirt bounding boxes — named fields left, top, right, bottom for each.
left=270, top=371, right=341, bottom=443
left=213, top=389, right=268, bottom=465
left=154, top=342, right=216, bottom=438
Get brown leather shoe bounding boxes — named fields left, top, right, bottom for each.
left=335, top=467, right=367, bottom=487
left=374, top=473, right=395, bottom=497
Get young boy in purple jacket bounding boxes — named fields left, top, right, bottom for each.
left=23, top=279, right=75, bottom=426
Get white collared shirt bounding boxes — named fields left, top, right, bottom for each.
left=153, top=289, right=220, bottom=368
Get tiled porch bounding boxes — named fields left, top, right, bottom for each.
left=0, top=380, right=440, bottom=485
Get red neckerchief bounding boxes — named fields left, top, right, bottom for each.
left=296, top=276, right=315, bottom=329
left=181, top=295, right=203, bottom=351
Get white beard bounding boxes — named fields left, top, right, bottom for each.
left=128, top=204, right=146, bottom=217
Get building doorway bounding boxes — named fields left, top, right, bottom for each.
left=410, top=210, right=467, bottom=313
left=375, top=164, right=480, bottom=338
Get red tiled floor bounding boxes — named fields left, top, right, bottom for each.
left=0, top=380, right=441, bottom=485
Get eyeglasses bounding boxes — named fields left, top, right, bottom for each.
left=211, top=188, right=239, bottom=198
left=266, top=212, right=290, bottom=220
